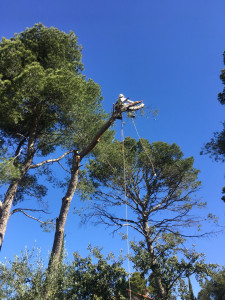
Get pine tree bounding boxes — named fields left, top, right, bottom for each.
left=0, top=23, right=105, bottom=249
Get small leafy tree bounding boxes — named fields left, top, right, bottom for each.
left=0, top=246, right=128, bottom=300
left=0, top=247, right=46, bottom=300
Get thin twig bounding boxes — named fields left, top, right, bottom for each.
left=57, top=161, right=70, bottom=173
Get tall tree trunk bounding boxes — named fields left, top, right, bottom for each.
left=0, top=118, right=38, bottom=249
left=47, top=101, right=144, bottom=269
left=47, top=116, right=118, bottom=272
left=143, top=220, right=167, bottom=300
left=48, top=152, right=79, bottom=268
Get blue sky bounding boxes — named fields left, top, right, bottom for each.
left=0, top=0, right=225, bottom=295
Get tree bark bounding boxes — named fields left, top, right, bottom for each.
left=143, top=219, right=167, bottom=300
left=0, top=118, right=38, bottom=250
left=48, top=152, right=79, bottom=267
left=47, top=100, right=144, bottom=270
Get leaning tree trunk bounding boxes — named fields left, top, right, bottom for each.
left=48, top=151, right=80, bottom=268
left=143, top=219, right=167, bottom=300
left=0, top=119, right=38, bottom=250
left=47, top=100, right=144, bottom=271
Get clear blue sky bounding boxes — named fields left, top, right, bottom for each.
left=0, top=0, right=225, bottom=295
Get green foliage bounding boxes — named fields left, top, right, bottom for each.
left=0, top=22, right=107, bottom=161
left=202, top=51, right=225, bottom=202
left=202, top=123, right=225, bottom=163
left=84, top=138, right=203, bottom=235
left=128, top=272, right=149, bottom=299
left=218, top=51, right=225, bottom=105
left=79, top=139, right=216, bottom=298
left=66, top=246, right=127, bottom=300
left=0, top=247, right=45, bottom=300
left=0, top=23, right=109, bottom=214
left=0, top=246, right=128, bottom=300
left=14, top=173, right=47, bottom=205
left=198, top=267, right=225, bottom=300
left=0, top=24, right=82, bottom=142
left=0, top=152, right=21, bottom=186
left=130, top=236, right=217, bottom=299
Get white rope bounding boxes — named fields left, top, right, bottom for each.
left=131, top=118, right=157, bottom=177
left=121, top=119, right=132, bottom=300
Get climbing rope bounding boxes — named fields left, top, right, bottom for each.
left=121, top=116, right=132, bottom=300
left=131, top=118, right=157, bottom=177
left=120, top=113, right=157, bottom=300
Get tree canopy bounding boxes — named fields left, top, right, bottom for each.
left=0, top=23, right=108, bottom=158
left=84, top=138, right=202, bottom=237
left=79, top=137, right=215, bottom=299
left=0, top=23, right=107, bottom=249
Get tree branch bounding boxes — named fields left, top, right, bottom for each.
left=30, top=150, right=73, bottom=169
left=10, top=208, right=55, bottom=225
left=79, top=101, right=144, bottom=159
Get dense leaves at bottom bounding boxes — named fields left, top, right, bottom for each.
left=0, top=247, right=128, bottom=300
left=0, top=245, right=221, bottom=300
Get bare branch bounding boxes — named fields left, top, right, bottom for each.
left=30, top=150, right=73, bottom=169
left=10, top=208, right=50, bottom=217
left=10, top=208, right=54, bottom=225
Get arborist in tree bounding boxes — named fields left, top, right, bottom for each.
left=118, top=93, right=134, bottom=106
left=114, top=93, right=144, bottom=119
left=116, top=93, right=144, bottom=119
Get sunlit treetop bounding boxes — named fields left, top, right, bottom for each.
left=0, top=23, right=107, bottom=156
